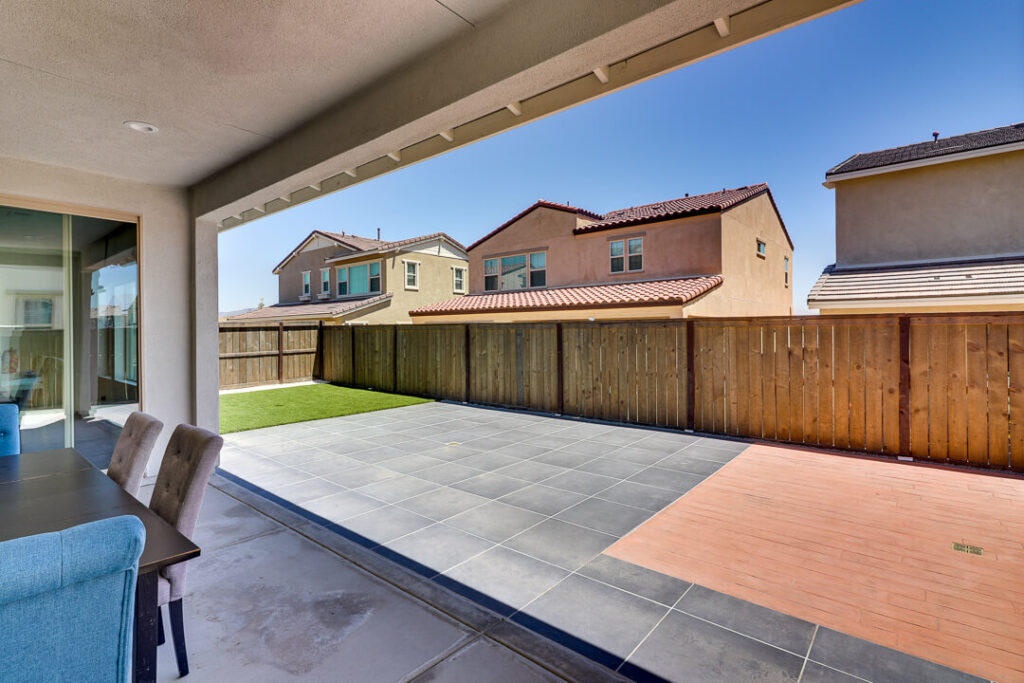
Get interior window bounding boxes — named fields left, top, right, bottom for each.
left=484, top=259, right=498, bottom=291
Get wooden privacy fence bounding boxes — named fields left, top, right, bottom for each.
left=219, top=323, right=321, bottom=389
left=313, top=314, right=1024, bottom=471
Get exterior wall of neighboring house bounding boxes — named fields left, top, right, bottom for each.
left=834, top=150, right=1024, bottom=268
left=278, top=241, right=346, bottom=303
left=467, top=206, right=723, bottom=293
left=686, top=193, right=793, bottom=317
left=344, top=248, right=467, bottom=324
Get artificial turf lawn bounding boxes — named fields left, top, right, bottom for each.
left=219, top=383, right=432, bottom=433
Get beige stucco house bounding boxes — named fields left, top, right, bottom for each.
left=411, top=184, right=793, bottom=323
left=809, top=122, right=1024, bottom=314
left=228, top=230, right=468, bottom=323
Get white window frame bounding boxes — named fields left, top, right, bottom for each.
left=335, top=259, right=382, bottom=298
left=452, top=266, right=467, bottom=294
left=319, top=268, right=331, bottom=298
left=301, top=270, right=311, bottom=299
left=482, top=251, right=546, bottom=291
left=610, top=237, right=643, bottom=274
left=403, top=259, right=420, bottom=291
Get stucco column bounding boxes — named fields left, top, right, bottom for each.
left=192, top=217, right=220, bottom=433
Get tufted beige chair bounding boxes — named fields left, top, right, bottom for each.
left=148, top=423, right=223, bottom=677
left=105, top=411, right=164, bottom=497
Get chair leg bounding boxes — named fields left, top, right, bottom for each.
left=168, top=599, right=189, bottom=676
left=157, top=606, right=165, bottom=646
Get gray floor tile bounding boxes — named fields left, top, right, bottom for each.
left=622, top=610, right=803, bottom=682
left=574, top=457, right=647, bottom=479
left=596, top=480, right=682, bottom=511
left=533, top=450, right=598, bottom=468
left=554, top=440, right=621, bottom=458
left=808, top=628, right=985, bottom=683
left=676, top=585, right=816, bottom=655
left=302, top=489, right=387, bottom=522
left=344, top=445, right=409, bottom=464
left=461, top=436, right=518, bottom=451
left=444, top=546, right=569, bottom=612
left=322, top=464, right=400, bottom=488
left=578, top=555, right=690, bottom=607
left=604, top=446, right=671, bottom=466
left=387, top=437, right=448, bottom=454
left=586, top=429, right=652, bottom=447
left=504, top=519, right=616, bottom=571
left=494, top=442, right=555, bottom=459
left=515, top=574, right=667, bottom=664
left=342, top=505, right=436, bottom=545
left=413, top=638, right=561, bottom=683
left=799, top=662, right=864, bottom=683
left=296, top=456, right=362, bottom=477
left=398, top=486, right=490, bottom=521
left=627, top=466, right=704, bottom=493
left=271, top=477, right=347, bottom=504
left=555, top=497, right=653, bottom=536
left=414, top=462, right=481, bottom=485
left=537, top=469, right=618, bottom=496
left=522, top=434, right=579, bottom=450
left=388, top=524, right=494, bottom=574
left=498, top=484, right=588, bottom=516
left=497, top=460, right=566, bottom=483
left=427, top=445, right=482, bottom=462
left=694, top=437, right=749, bottom=454
left=457, top=451, right=521, bottom=471
left=444, top=501, right=546, bottom=543
left=379, top=453, right=446, bottom=474
left=451, top=472, right=531, bottom=498
left=656, top=453, right=725, bottom=476
left=682, top=444, right=741, bottom=463
left=632, top=433, right=697, bottom=454
left=244, top=465, right=315, bottom=489
left=356, top=476, right=439, bottom=503
left=262, top=446, right=333, bottom=467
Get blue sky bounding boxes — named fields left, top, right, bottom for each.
left=219, top=0, right=1024, bottom=314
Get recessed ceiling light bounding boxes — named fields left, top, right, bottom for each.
left=123, top=120, right=159, bottom=134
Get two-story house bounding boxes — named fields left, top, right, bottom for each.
left=808, top=122, right=1024, bottom=314
left=410, top=184, right=793, bottom=323
left=228, top=230, right=468, bottom=323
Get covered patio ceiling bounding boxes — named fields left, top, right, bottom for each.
left=1, top=0, right=857, bottom=226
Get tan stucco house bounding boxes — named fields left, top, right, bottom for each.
left=410, top=184, right=793, bottom=323
left=809, top=122, right=1024, bottom=314
left=228, top=230, right=468, bottom=323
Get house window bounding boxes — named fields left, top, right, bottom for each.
left=784, top=256, right=789, bottom=286
left=610, top=238, right=643, bottom=273
left=453, top=267, right=467, bottom=293
left=337, top=267, right=348, bottom=296
left=484, top=259, right=499, bottom=291
left=17, top=297, right=53, bottom=328
left=501, top=254, right=527, bottom=290
left=320, top=268, right=330, bottom=295
left=529, top=252, right=546, bottom=287
left=301, top=271, right=310, bottom=296
left=335, top=261, right=381, bottom=297
left=756, top=239, right=767, bottom=257
left=404, top=261, right=420, bottom=290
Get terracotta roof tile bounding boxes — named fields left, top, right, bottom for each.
left=411, top=276, right=722, bottom=315
left=826, top=122, right=1024, bottom=177
left=226, top=294, right=392, bottom=320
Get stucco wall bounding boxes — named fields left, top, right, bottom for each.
left=0, top=154, right=193, bottom=472
left=278, top=245, right=341, bottom=303
left=350, top=250, right=466, bottom=323
left=468, top=206, right=722, bottom=292
left=834, top=150, right=1024, bottom=268
left=686, top=193, right=793, bottom=316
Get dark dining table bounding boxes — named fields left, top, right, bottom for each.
left=0, top=448, right=200, bottom=683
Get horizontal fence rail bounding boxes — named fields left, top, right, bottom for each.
left=218, top=322, right=321, bottom=389
left=227, top=313, right=1024, bottom=471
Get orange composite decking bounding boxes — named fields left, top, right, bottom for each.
left=606, top=444, right=1024, bottom=682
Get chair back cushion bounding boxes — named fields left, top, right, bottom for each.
left=150, top=424, right=222, bottom=601
left=0, top=515, right=145, bottom=683
left=107, top=411, right=164, bottom=496
left=0, top=403, right=19, bottom=456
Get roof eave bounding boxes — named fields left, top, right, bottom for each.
left=824, top=140, right=1024, bottom=187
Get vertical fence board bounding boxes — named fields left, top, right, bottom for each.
left=945, top=324, right=968, bottom=463
left=1009, top=324, right=1024, bottom=471
left=987, top=324, right=1009, bottom=468
left=965, top=325, right=989, bottom=466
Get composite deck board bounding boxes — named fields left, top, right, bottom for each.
left=606, top=444, right=1024, bottom=682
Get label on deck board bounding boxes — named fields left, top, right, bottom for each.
left=952, top=542, right=983, bottom=556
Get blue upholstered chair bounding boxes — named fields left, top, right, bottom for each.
left=0, top=515, right=145, bottom=683
left=0, top=403, right=19, bottom=456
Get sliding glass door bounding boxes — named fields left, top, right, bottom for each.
left=0, top=204, right=138, bottom=464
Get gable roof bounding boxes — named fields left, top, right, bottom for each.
left=807, top=258, right=1024, bottom=308
left=826, top=122, right=1024, bottom=181
left=324, top=232, right=467, bottom=265
left=274, top=230, right=466, bottom=274
left=468, top=184, right=791, bottom=252
left=410, top=275, right=722, bottom=316
left=466, top=200, right=602, bottom=252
